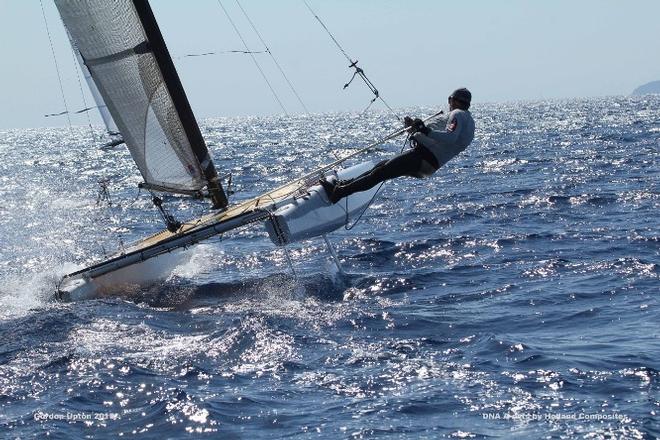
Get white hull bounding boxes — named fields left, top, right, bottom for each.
left=58, top=249, right=190, bottom=301
left=265, top=160, right=378, bottom=245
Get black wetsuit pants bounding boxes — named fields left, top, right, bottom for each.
left=333, top=147, right=439, bottom=200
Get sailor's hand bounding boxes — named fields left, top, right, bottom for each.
left=404, top=116, right=424, bottom=134
left=410, top=118, right=430, bottom=135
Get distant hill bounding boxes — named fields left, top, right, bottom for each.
left=631, top=80, right=660, bottom=95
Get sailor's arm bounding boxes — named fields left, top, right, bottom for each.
left=424, top=113, right=448, bottom=131
left=413, top=111, right=464, bottom=145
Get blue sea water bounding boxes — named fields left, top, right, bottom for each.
left=0, top=96, right=658, bottom=438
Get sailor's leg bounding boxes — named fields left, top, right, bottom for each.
left=332, top=150, right=427, bottom=200
left=354, top=159, right=389, bottom=180
left=336, top=159, right=388, bottom=187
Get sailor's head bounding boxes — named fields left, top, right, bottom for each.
left=448, top=88, right=471, bottom=110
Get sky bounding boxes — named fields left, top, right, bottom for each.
left=0, top=0, right=659, bottom=129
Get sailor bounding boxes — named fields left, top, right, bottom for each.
left=321, top=88, right=475, bottom=204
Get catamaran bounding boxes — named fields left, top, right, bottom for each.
left=54, top=0, right=395, bottom=300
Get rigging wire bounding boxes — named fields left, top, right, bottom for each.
left=68, top=43, right=96, bottom=141
left=95, top=179, right=126, bottom=254
left=226, top=112, right=438, bottom=213
left=234, top=0, right=310, bottom=114
left=302, top=0, right=401, bottom=121
left=44, top=105, right=103, bottom=118
left=176, top=49, right=267, bottom=59
left=216, top=0, right=289, bottom=115
left=39, top=0, right=72, bottom=128
left=343, top=181, right=384, bottom=231
left=150, top=193, right=183, bottom=233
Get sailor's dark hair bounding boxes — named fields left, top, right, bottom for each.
left=450, top=88, right=472, bottom=109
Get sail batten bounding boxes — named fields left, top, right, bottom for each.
left=55, top=0, right=227, bottom=207
left=84, top=41, right=151, bottom=67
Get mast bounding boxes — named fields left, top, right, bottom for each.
left=132, top=0, right=227, bottom=209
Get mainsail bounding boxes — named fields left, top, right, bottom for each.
left=54, top=0, right=227, bottom=208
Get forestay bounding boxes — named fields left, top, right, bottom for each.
left=54, top=0, right=227, bottom=207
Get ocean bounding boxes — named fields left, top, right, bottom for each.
left=0, top=96, right=658, bottom=438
